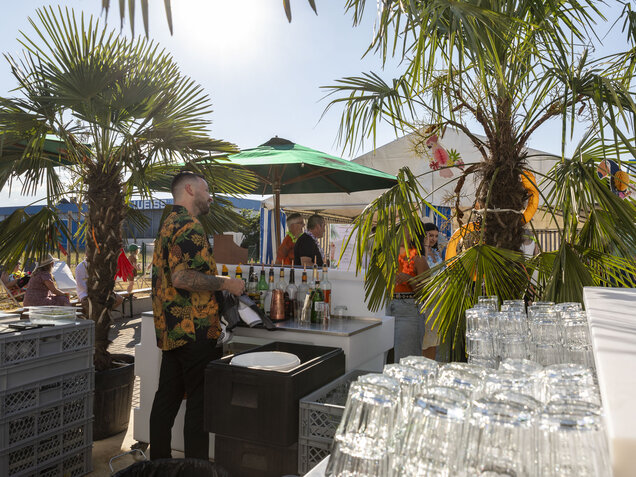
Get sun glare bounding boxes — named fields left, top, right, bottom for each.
left=173, top=0, right=275, bottom=66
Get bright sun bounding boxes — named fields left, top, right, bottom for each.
left=173, top=0, right=275, bottom=65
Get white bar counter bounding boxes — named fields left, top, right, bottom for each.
left=133, top=265, right=394, bottom=457
left=583, top=287, right=636, bottom=477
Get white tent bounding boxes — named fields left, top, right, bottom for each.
left=263, top=128, right=559, bottom=219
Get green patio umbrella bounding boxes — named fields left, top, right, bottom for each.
left=1, top=133, right=72, bottom=166
left=228, top=137, right=398, bottom=249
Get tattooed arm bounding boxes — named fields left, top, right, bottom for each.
left=172, top=270, right=245, bottom=296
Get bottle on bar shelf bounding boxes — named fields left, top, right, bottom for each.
left=257, top=265, right=269, bottom=311
left=310, top=278, right=325, bottom=324
left=312, top=258, right=319, bottom=290
left=285, top=268, right=297, bottom=320
left=221, top=264, right=229, bottom=276
left=234, top=263, right=243, bottom=283
left=297, top=266, right=310, bottom=321
left=277, top=267, right=287, bottom=290
left=248, top=264, right=259, bottom=306
left=320, top=264, right=332, bottom=318
left=264, top=267, right=275, bottom=316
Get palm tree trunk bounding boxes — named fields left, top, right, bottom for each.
left=85, top=166, right=125, bottom=372
left=478, top=112, right=527, bottom=251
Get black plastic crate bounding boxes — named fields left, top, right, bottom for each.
left=204, top=341, right=345, bottom=446
left=214, top=434, right=297, bottom=477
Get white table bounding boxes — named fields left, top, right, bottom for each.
left=583, top=286, right=636, bottom=477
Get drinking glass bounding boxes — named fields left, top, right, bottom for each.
left=356, top=372, right=401, bottom=395
left=466, top=307, right=495, bottom=336
left=468, top=355, right=499, bottom=369
left=482, top=370, right=537, bottom=400
left=499, top=336, right=529, bottom=361
left=437, top=363, right=484, bottom=398
left=556, top=302, right=583, bottom=312
left=531, top=342, right=562, bottom=366
left=496, top=311, right=528, bottom=336
left=529, top=311, right=561, bottom=344
left=499, top=358, right=543, bottom=375
left=478, top=295, right=500, bottom=311
left=537, top=407, right=610, bottom=476
left=399, top=355, right=439, bottom=384
left=391, top=387, right=470, bottom=477
left=326, top=440, right=390, bottom=477
left=561, top=311, right=591, bottom=347
left=383, top=363, right=429, bottom=415
left=466, top=332, right=495, bottom=358
left=501, top=299, right=526, bottom=313
left=332, top=381, right=400, bottom=454
left=462, top=399, right=536, bottom=476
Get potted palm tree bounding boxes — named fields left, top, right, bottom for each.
left=327, top=1, right=636, bottom=360
left=0, top=7, right=253, bottom=437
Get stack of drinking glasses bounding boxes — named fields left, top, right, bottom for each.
left=466, top=298, right=594, bottom=368
left=325, top=296, right=609, bottom=476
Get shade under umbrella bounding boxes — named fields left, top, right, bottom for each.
left=228, top=137, right=398, bottom=249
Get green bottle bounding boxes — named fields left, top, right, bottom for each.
left=257, top=265, right=269, bottom=311
left=310, top=279, right=325, bottom=324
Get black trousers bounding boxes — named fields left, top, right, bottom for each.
left=149, top=339, right=219, bottom=460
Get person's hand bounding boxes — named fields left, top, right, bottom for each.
left=396, top=272, right=412, bottom=284
left=222, top=277, right=245, bottom=296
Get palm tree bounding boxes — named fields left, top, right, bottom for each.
left=327, top=1, right=636, bottom=360
left=0, top=7, right=254, bottom=371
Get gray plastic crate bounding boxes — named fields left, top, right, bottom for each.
left=0, top=418, right=92, bottom=477
left=0, top=321, right=94, bottom=368
left=36, top=444, right=92, bottom=477
left=298, top=437, right=331, bottom=475
left=299, top=369, right=369, bottom=441
left=0, top=392, right=93, bottom=451
left=0, top=368, right=94, bottom=419
left=0, top=349, right=93, bottom=392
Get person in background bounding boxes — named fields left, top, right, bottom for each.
left=149, top=171, right=244, bottom=460
left=23, top=254, right=71, bottom=306
left=76, top=256, right=123, bottom=318
left=520, top=228, right=540, bottom=258
left=294, top=214, right=326, bottom=267
left=387, top=222, right=430, bottom=361
left=126, top=244, right=140, bottom=293
left=1, top=262, right=29, bottom=297
left=421, top=222, right=443, bottom=360
left=275, top=213, right=305, bottom=265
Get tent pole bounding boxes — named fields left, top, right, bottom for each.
left=274, top=183, right=282, bottom=257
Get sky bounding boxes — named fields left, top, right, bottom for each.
left=0, top=0, right=630, bottom=206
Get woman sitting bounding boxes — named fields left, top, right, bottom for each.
left=23, top=254, right=71, bottom=307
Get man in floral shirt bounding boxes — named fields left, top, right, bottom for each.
left=149, top=171, right=244, bottom=460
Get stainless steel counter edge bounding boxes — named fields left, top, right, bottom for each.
left=141, top=311, right=383, bottom=337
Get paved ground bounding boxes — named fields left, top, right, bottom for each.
left=89, top=315, right=167, bottom=476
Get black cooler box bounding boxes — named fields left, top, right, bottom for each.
left=204, top=341, right=345, bottom=446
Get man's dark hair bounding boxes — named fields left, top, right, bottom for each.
left=307, top=214, right=324, bottom=230
left=171, top=171, right=205, bottom=197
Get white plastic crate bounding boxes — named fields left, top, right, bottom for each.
left=298, top=437, right=331, bottom=475
left=0, top=321, right=94, bottom=368
left=0, top=392, right=93, bottom=451
left=0, top=368, right=94, bottom=419
left=0, top=419, right=92, bottom=477
left=0, top=349, right=93, bottom=393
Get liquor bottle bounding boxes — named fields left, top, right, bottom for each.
left=234, top=263, right=243, bottom=282
left=247, top=264, right=259, bottom=305
left=320, top=264, right=332, bottom=317
left=311, top=259, right=319, bottom=290
left=257, top=265, right=269, bottom=311
left=285, top=268, right=298, bottom=320
left=264, top=268, right=275, bottom=315
left=277, top=267, right=287, bottom=290
left=310, top=285, right=325, bottom=324
left=297, top=265, right=310, bottom=316
left=221, top=264, right=229, bottom=276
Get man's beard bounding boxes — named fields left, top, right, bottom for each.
left=196, top=198, right=210, bottom=216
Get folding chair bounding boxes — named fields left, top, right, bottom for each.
left=0, top=279, right=24, bottom=308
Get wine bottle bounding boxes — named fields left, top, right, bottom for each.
left=221, top=264, right=229, bottom=276
left=264, top=267, right=275, bottom=315
left=257, top=265, right=269, bottom=311
left=297, top=265, right=309, bottom=318
left=277, top=267, right=287, bottom=290
left=285, top=268, right=297, bottom=320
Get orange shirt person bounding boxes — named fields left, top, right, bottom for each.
left=275, top=213, right=305, bottom=265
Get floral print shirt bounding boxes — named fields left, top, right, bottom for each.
left=152, top=205, right=220, bottom=351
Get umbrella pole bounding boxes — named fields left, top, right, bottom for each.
left=274, top=184, right=282, bottom=256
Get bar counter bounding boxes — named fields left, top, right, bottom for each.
left=133, top=264, right=395, bottom=457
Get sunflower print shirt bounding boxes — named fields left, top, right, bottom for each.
left=152, top=205, right=220, bottom=351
